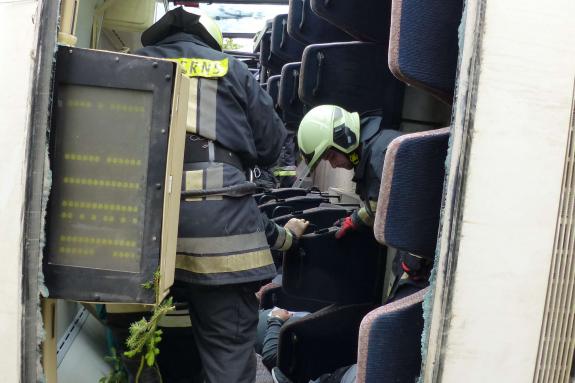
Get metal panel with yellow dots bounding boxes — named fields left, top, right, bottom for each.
left=44, top=46, right=187, bottom=304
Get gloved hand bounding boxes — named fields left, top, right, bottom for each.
left=334, top=216, right=359, bottom=239
left=284, top=218, right=309, bottom=238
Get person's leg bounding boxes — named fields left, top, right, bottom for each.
left=185, top=282, right=261, bottom=383
left=157, top=326, right=204, bottom=383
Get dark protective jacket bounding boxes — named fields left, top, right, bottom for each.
left=137, top=33, right=287, bottom=286
left=352, top=116, right=402, bottom=226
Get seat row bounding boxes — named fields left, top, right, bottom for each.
left=254, top=0, right=463, bottom=133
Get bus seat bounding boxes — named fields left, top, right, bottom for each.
left=309, top=0, right=392, bottom=44
left=279, top=62, right=305, bottom=129
left=266, top=74, right=282, bottom=113
left=356, top=287, right=428, bottom=383
left=374, top=128, right=449, bottom=258
left=388, top=0, right=464, bottom=104
left=259, top=195, right=330, bottom=218
left=260, top=285, right=328, bottom=313
left=271, top=14, right=307, bottom=63
left=287, top=0, right=354, bottom=44
left=272, top=205, right=349, bottom=231
left=299, top=42, right=404, bottom=118
left=282, top=228, right=385, bottom=304
left=260, top=26, right=286, bottom=77
left=257, top=188, right=309, bottom=204
left=277, top=303, right=375, bottom=383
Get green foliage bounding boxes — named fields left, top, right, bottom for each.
left=103, top=269, right=174, bottom=383
left=99, top=348, right=128, bottom=383
left=222, top=37, right=241, bottom=50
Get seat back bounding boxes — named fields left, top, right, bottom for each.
left=266, top=74, right=282, bottom=112
left=310, top=0, right=392, bottom=43
left=260, top=26, right=286, bottom=77
left=272, top=205, right=349, bottom=232
left=374, top=128, right=449, bottom=258
left=271, top=14, right=307, bottom=63
left=283, top=228, right=385, bottom=304
left=388, top=0, right=464, bottom=103
left=288, top=0, right=354, bottom=44
left=356, top=287, right=428, bottom=383
left=278, top=62, right=305, bottom=128
left=257, top=188, right=309, bottom=205
left=299, top=42, right=404, bottom=118
left=259, top=195, right=329, bottom=218
left=260, top=286, right=328, bottom=313
left=278, top=303, right=375, bottom=383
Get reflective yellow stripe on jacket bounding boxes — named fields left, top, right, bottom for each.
left=176, top=232, right=272, bottom=274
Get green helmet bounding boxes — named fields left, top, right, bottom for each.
left=142, top=7, right=223, bottom=51
left=294, top=105, right=360, bottom=187
left=197, top=13, right=223, bottom=50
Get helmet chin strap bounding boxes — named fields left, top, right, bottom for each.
left=293, top=162, right=313, bottom=188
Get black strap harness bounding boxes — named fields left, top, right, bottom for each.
left=184, top=135, right=244, bottom=171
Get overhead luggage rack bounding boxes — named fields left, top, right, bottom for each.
left=287, top=0, right=354, bottom=45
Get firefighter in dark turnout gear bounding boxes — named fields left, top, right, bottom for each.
left=297, top=105, right=402, bottom=239
left=137, top=8, right=299, bottom=383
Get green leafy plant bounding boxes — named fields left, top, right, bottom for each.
left=223, top=37, right=241, bottom=50
left=99, top=348, right=128, bottom=383
left=122, top=270, right=175, bottom=382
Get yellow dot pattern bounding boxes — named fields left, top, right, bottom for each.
left=106, top=157, right=142, bottom=166
left=62, top=177, right=139, bottom=189
left=61, top=200, right=138, bottom=213
left=64, top=153, right=100, bottom=162
left=112, top=251, right=137, bottom=259
left=110, top=103, right=145, bottom=113
left=60, top=235, right=137, bottom=248
left=59, top=247, right=95, bottom=256
left=60, top=212, right=73, bottom=219
left=67, top=100, right=92, bottom=108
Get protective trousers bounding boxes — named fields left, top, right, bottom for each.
left=183, top=281, right=262, bottom=383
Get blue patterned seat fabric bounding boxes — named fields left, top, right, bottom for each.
left=389, top=0, right=464, bottom=103
left=375, top=128, right=450, bottom=259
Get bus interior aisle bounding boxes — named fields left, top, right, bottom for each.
left=5, top=0, right=574, bottom=382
